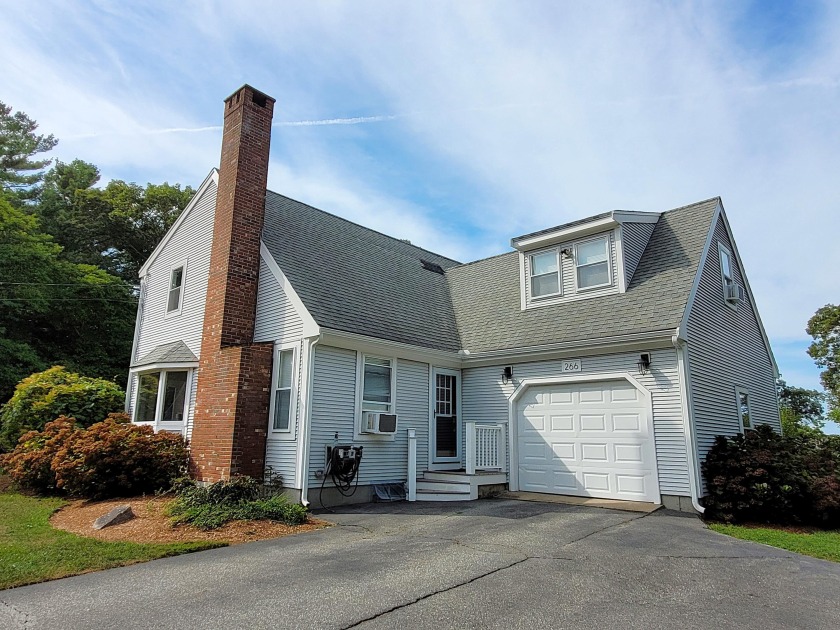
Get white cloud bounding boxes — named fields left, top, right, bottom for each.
left=2, top=0, right=839, bottom=388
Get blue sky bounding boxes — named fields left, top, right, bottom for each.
left=2, top=1, right=838, bottom=431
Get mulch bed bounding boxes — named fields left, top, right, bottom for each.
left=50, top=495, right=329, bottom=544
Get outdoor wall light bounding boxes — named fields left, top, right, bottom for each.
left=502, top=366, right=513, bottom=384
left=637, top=353, right=652, bottom=375
left=561, top=248, right=573, bottom=258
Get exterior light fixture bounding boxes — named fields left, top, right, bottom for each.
left=637, top=353, right=651, bottom=375
left=502, top=366, right=513, bottom=384
left=561, top=248, right=573, bottom=258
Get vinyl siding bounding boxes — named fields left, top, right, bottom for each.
left=255, top=255, right=308, bottom=489
left=127, top=179, right=217, bottom=434
left=308, top=345, right=431, bottom=488
left=523, top=230, right=619, bottom=307
left=686, top=214, right=780, bottom=468
left=461, top=348, right=691, bottom=496
left=621, top=222, right=657, bottom=286
left=254, top=257, right=305, bottom=342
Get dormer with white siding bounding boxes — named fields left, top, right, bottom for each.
left=511, top=210, right=660, bottom=310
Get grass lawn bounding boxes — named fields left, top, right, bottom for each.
left=709, top=523, right=840, bottom=563
left=0, top=492, right=224, bottom=590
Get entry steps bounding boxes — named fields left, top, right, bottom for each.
left=415, top=470, right=508, bottom=501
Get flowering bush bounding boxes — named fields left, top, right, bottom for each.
left=0, top=413, right=187, bottom=498
left=0, top=366, right=124, bottom=451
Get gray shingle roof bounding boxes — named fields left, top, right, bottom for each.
left=133, top=340, right=198, bottom=367
left=260, top=192, right=718, bottom=355
left=261, top=192, right=463, bottom=352
left=446, top=198, right=719, bottom=353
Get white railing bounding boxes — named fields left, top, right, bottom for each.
left=465, top=422, right=506, bottom=475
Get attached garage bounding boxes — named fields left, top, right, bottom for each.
left=513, top=377, right=660, bottom=503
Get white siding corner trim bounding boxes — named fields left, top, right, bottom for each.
left=507, top=372, right=661, bottom=504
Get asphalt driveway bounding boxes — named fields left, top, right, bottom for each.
left=2, top=499, right=839, bottom=629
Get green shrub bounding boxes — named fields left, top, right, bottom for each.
left=0, top=413, right=188, bottom=499
left=702, top=424, right=840, bottom=527
left=0, top=366, right=124, bottom=451
left=167, top=477, right=306, bottom=530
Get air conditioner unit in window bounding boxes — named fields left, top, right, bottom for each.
left=725, top=283, right=745, bottom=304
left=362, top=412, right=398, bottom=435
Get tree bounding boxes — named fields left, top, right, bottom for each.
left=0, top=366, right=124, bottom=451
left=778, top=379, right=826, bottom=437
left=807, top=304, right=840, bottom=422
left=0, top=196, right=135, bottom=405
left=35, top=170, right=194, bottom=281
left=0, top=101, right=58, bottom=205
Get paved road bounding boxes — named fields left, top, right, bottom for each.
left=2, top=499, right=839, bottom=629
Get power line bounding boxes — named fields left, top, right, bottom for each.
left=1, top=297, right=138, bottom=303
left=0, top=281, right=134, bottom=287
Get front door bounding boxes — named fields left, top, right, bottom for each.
left=432, top=369, right=461, bottom=467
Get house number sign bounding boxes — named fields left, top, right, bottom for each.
left=561, top=359, right=582, bottom=372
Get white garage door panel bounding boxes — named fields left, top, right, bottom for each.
left=517, top=380, right=658, bottom=502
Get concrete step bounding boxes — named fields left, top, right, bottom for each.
left=415, top=489, right=474, bottom=502
left=416, top=480, right=471, bottom=493
left=422, top=470, right=507, bottom=485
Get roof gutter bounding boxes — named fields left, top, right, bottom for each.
left=672, top=327, right=705, bottom=514
left=461, top=329, right=675, bottom=366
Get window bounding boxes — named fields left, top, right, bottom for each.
left=575, top=236, right=610, bottom=289
left=134, top=370, right=189, bottom=424
left=167, top=263, right=185, bottom=314
left=530, top=250, right=560, bottom=298
left=271, top=348, right=295, bottom=432
left=719, top=243, right=734, bottom=292
left=362, top=356, right=393, bottom=413
left=736, top=388, right=752, bottom=430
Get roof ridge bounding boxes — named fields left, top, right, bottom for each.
left=265, top=190, right=461, bottom=266
left=449, top=249, right=516, bottom=270
left=661, top=196, right=721, bottom=215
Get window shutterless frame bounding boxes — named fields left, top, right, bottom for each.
left=529, top=249, right=561, bottom=299
left=735, top=386, right=752, bottom=431
left=165, top=258, right=188, bottom=317
left=356, top=353, right=397, bottom=438
left=574, top=235, right=611, bottom=291
left=718, top=242, right=737, bottom=310
left=132, top=368, right=192, bottom=432
left=268, top=342, right=298, bottom=438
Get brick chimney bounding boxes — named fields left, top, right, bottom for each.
left=190, top=85, right=276, bottom=482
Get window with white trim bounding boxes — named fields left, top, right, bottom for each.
left=134, top=370, right=189, bottom=424
left=575, top=236, right=610, bottom=290
left=270, top=347, right=295, bottom=432
left=530, top=250, right=561, bottom=298
left=362, top=356, right=393, bottom=413
left=719, top=243, right=734, bottom=293
left=736, top=388, right=752, bottom=430
left=167, top=263, right=185, bottom=315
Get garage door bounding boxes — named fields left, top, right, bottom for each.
left=516, top=379, right=658, bottom=502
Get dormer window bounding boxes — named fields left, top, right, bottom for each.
left=166, top=261, right=186, bottom=316
left=530, top=250, right=561, bottom=298
left=575, top=236, right=610, bottom=290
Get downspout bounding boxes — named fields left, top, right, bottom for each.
left=672, top=328, right=705, bottom=514
left=125, top=277, right=146, bottom=412
left=298, top=332, right=322, bottom=507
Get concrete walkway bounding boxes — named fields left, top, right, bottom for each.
left=2, top=499, right=839, bottom=629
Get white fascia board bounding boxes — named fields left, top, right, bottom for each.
left=611, top=210, right=661, bottom=224
left=138, top=169, right=219, bottom=278
left=461, top=329, right=675, bottom=368
left=259, top=241, right=320, bottom=338
left=320, top=328, right=462, bottom=369
left=679, top=201, right=722, bottom=343
left=714, top=203, right=779, bottom=376
left=129, top=361, right=199, bottom=373
left=511, top=216, right=617, bottom=251
left=510, top=210, right=662, bottom=252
